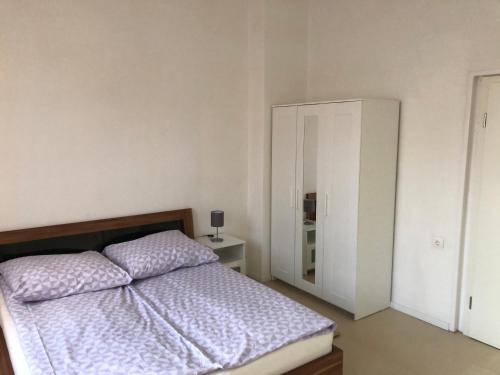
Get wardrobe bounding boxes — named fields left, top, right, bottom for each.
left=271, top=99, right=399, bottom=319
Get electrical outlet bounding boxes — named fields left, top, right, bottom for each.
left=432, top=237, right=445, bottom=249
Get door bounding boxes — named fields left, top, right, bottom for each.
left=466, top=76, right=500, bottom=348
left=321, top=101, right=362, bottom=312
left=271, top=106, right=297, bottom=284
left=294, top=104, right=324, bottom=297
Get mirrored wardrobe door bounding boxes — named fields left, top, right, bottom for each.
left=294, top=104, right=323, bottom=297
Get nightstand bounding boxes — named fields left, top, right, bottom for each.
left=195, top=234, right=246, bottom=274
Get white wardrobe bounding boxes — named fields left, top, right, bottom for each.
left=271, top=99, right=399, bottom=319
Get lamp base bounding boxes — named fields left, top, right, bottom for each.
left=211, top=227, right=223, bottom=242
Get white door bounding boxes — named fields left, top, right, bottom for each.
left=466, top=76, right=500, bottom=348
left=271, top=106, right=297, bottom=284
left=294, top=105, right=323, bottom=297
left=321, top=101, right=362, bottom=312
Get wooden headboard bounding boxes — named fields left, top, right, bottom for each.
left=0, top=209, right=194, bottom=262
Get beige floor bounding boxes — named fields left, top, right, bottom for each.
left=266, top=280, right=500, bottom=375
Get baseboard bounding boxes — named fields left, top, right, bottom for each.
left=246, top=272, right=264, bottom=282
left=390, top=302, right=451, bottom=331
left=260, top=274, right=272, bottom=283
left=246, top=271, right=272, bottom=283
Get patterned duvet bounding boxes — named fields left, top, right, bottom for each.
left=1, top=262, right=335, bottom=375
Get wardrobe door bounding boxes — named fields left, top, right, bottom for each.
left=321, top=101, right=362, bottom=312
left=271, top=106, right=297, bottom=284
left=294, top=105, right=323, bottom=297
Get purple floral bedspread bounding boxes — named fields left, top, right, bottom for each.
left=1, top=262, right=335, bottom=374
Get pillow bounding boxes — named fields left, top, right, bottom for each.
left=103, top=230, right=219, bottom=279
left=0, top=251, right=132, bottom=302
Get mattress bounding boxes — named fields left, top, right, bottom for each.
left=0, top=263, right=335, bottom=374
left=214, top=332, right=333, bottom=375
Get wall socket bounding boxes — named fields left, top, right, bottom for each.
left=432, top=237, right=445, bottom=249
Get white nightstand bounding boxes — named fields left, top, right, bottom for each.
left=195, top=234, right=246, bottom=274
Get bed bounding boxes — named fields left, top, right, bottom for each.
left=0, top=209, right=343, bottom=375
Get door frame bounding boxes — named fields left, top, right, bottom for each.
left=457, top=70, right=500, bottom=333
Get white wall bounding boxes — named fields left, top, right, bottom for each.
left=246, top=0, right=308, bottom=280
left=306, top=0, right=500, bottom=329
left=0, top=0, right=249, bottom=239
left=246, top=0, right=267, bottom=280
left=0, top=0, right=308, bottom=281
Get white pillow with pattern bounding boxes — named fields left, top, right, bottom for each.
left=0, top=251, right=132, bottom=302
left=103, top=230, right=218, bottom=279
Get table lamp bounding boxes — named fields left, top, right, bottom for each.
left=210, top=210, right=224, bottom=242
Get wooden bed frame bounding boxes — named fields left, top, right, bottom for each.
left=0, top=208, right=343, bottom=375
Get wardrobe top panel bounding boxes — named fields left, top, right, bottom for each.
left=272, top=98, right=399, bottom=108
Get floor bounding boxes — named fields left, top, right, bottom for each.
left=266, top=280, right=500, bottom=375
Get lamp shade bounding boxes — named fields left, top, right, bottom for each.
left=211, top=210, right=224, bottom=228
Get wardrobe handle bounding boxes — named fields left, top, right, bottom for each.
left=296, top=189, right=301, bottom=211
left=325, top=192, right=329, bottom=216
